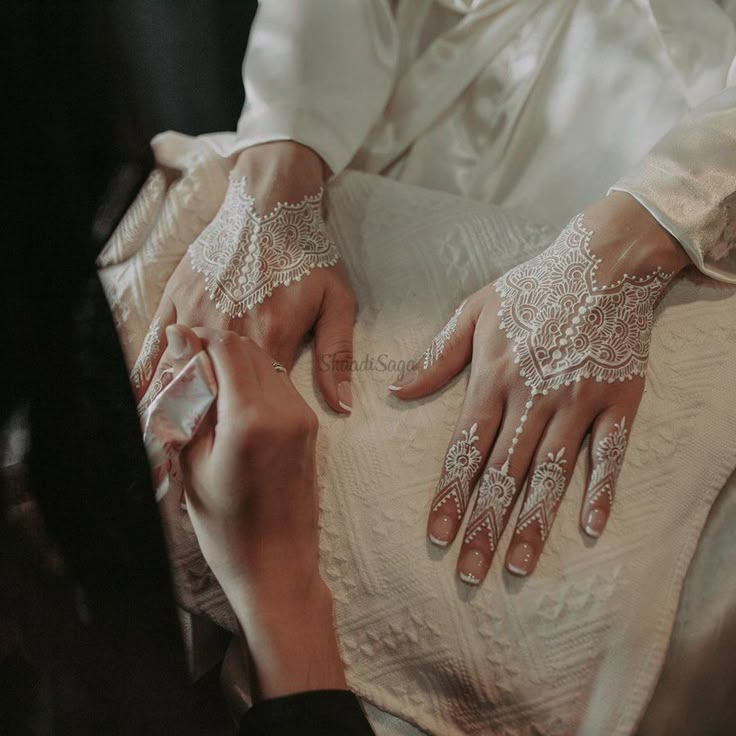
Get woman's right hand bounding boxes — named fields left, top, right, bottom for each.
left=160, top=324, right=347, bottom=698
left=132, top=141, right=357, bottom=416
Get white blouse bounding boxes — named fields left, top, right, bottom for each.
left=225, top=0, right=736, bottom=282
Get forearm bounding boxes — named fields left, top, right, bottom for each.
left=227, top=573, right=348, bottom=701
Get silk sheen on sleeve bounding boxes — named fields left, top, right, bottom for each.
left=235, top=0, right=398, bottom=176
left=612, top=85, right=736, bottom=283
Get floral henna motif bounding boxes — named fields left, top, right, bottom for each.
left=494, top=215, right=673, bottom=395
left=515, top=448, right=567, bottom=541
left=463, top=466, right=517, bottom=555
left=457, top=218, right=670, bottom=572
left=131, top=317, right=162, bottom=390
left=586, top=418, right=628, bottom=507
left=189, top=174, right=339, bottom=317
left=433, top=423, right=482, bottom=518
left=422, top=300, right=467, bottom=370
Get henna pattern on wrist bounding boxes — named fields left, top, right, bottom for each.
left=189, top=174, right=339, bottom=317
left=462, top=216, right=671, bottom=555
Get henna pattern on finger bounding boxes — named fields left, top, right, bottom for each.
left=422, top=299, right=467, bottom=370
left=515, top=448, right=567, bottom=541
left=453, top=218, right=669, bottom=575
left=586, top=418, right=628, bottom=507
left=131, top=317, right=163, bottom=389
left=463, top=465, right=517, bottom=553
left=468, top=216, right=672, bottom=542
left=189, top=173, right=339, bottom=317
left=433, top=423, right=482, bottom=517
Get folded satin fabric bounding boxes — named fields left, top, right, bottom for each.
left=99, top=138, right=736, bottom=735
left=235, top=0, right=736, bottom=278
left=142, top=351, right=217, bottom=502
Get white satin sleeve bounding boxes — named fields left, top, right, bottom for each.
left=234, top=0, right=398, bottom=176
left=611, top=84, right=736, bottom=283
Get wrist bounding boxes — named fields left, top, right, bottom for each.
left=235, top=141, right=328, bottom=190
left=584, top=192, right=691, bottom=280
left=230, top=574, right=348, bottom=700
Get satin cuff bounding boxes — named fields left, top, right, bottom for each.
left=611, top=87, right=736, bottom=284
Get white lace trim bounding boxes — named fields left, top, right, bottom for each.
left=189, top=174, right=340, bottom=317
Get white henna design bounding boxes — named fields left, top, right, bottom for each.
left=457, top=217, right=669, bottom=563
left=482, top=215, right=671, bottom=501
left=433, top=423, right=482, bottom=517
left=189, top=174, right=339, bottom=317
left=463, top=466, right=517, bottom=552
left=130, top=317, right=162, bottom=389
left=422, top=299, right=467, bottom=370
left=516, top=448, right=567, bottom=541
left=586, top=418, right=628, bottom=507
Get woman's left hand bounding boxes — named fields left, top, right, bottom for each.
left=389, top=193, right=691, bottom=584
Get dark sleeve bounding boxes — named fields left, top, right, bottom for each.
left=239, top=690, right=376, bottom=735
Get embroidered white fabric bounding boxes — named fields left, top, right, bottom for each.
left=100, top=148, right=736, bottom=736
left=189, top=173, right=339, bottom=317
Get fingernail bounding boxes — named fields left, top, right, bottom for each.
left=457, top=548, right=488, bottom=586
left=507, top=541, right=535, bottom=577
left=166, top=325, right=191, bottom=360
left=584, top=507, right=608, bottom=538
left=388, top=369, right=417, bottom=393
left=428, top=514, right=455, bottom=547
left=337, top=381, right=352, bottom=413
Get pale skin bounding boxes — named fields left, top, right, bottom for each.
left=141, top=143, right=690, bottom=585
left=158, top=324, right=347, bottom=699
left=389, top=192, right=691, bottom=583
left=133, top=142, right=356, bottom=414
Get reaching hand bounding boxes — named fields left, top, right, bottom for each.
left=153, top=324, right=347, bottom=698
left=389, top=193, right=690, bottom=584
left=130, top=142, right=356, bottom=415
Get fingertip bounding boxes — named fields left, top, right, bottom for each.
left=427, top=511, right=458, bottom=548
left=505, top=540, right=537, bottom=577
left=582, top=506, right=608, bottom=538
left=457, top=546, right=490, bottom=586
left=336, top=380, right=353, bottom=414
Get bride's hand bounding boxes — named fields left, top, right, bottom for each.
left=131, top=141, right=356, bottom=415
left=390, top=193, right=691, bottom=584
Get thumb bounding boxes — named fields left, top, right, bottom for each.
left=313, top=287, right=356, bottom=414
left=388, top=297, right=476, bottom=401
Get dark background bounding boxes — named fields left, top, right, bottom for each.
left=2, top=3, right=258, bottom=733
